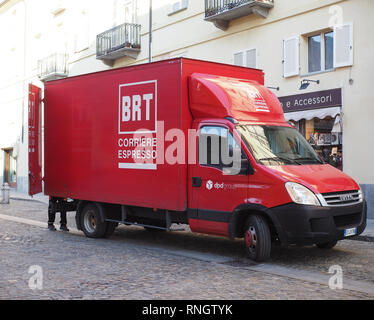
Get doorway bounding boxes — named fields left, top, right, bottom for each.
left=3, top=148, right=17, bottom=188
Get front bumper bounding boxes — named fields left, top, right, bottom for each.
left=267, top=200, right=367, bottom=246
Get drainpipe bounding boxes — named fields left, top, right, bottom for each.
left=149, top=0, right=152, bottom=63
left=21, top=0, right=27, bottom=144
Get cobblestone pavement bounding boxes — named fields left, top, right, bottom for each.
left=0, top=199, right=373, bottom=300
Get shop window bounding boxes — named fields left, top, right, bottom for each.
left=308, top=31, right=334, bottom=73
left=303, top=117, right=343, bottom=170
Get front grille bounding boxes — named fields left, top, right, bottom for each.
left=321, top=190, right=362, bottom=207
left=334, top=212, right=362, bottom=228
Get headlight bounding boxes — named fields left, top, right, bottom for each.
left=285, top=182, right=321, bottom=206
left=359, top=187, right=364, bottom=201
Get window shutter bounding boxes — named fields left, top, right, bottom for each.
left=245, top=48, right=257, bottom=68
left=283, top=36, right=299, bottom=77
left=334, top=23, right=353, bottom=68
left=181, top=0, right=188, bottom=9
left=234, top=52, right=244, bottom=66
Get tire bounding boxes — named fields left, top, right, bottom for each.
left=104, top=222, right=118, bottom=238
left=80, top=203, right=107, bottom=238
left=316, top=240, right=338, bottom=249
left=244, top=214, right=272, bottom=262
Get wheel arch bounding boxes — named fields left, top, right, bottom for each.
left=228, top=203, right=281, bottom=242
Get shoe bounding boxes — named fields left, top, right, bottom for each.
left=60, top=224, right=69, bottom=232
left=48, top=224, right=57, bottom=231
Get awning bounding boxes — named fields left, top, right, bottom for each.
left=284, top=107, right=341, bottom=122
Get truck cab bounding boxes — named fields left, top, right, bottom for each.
left=187, top=73, right=366, bottom=261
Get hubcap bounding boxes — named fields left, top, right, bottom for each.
left=245, top=225, right=257, bottom=252
left=83, top=210, right=97, bottom=233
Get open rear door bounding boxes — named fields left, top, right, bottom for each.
left=28, top=84, right=43, bottom=196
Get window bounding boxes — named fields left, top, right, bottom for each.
left=199, top=126, right=248, bottom=174
left=308, top=35, right=321, bottom=73
left=325, top=31, right=334, bottom=70
left=168, top=0, right=188, bottom=16
left=233, top=48, right=257, bottom=69
left=308, top=31, right=334, bottom=73
left=238, top=125, right=322, bottom=166
left=124, top=0, right=137, bottom=24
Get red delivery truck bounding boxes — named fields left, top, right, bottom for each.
left=28, top=58, right=366, bottom=261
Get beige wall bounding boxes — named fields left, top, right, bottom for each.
left=0, top=0, right=373, bottom=192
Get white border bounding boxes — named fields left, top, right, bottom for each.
left=118, top=80, right=158, bottom=134
left=118, top=163, right=157, bottom=170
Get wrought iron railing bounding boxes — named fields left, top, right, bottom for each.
left=37, top=53, right=68, bottom=79
left=96, top=23, right=141, bottom=58
left=205, top=0, right=274, bottom=18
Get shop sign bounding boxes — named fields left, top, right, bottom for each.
left=279, top=88, right=342, bottom=113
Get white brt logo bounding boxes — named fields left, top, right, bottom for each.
left=206, top=180, right=213, bottom=190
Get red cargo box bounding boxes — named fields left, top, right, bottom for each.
left=42, top=58, right=264, bottom=211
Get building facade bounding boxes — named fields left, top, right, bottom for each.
left=0, top=0, right=373, bottom=217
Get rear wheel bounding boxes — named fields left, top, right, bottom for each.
left=81, top=203, right=107, bottom=238
left=104, top=222, right=118, bottom=238
left=316, top=240, right=338, bottom=249
left=244, top=214, right=272, bottom=262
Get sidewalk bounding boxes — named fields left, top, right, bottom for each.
left=361, top=219, right=374, bottom=239
left=6, top=191, right=374, bottom=239
left=9, top=190, right=49, bottom=204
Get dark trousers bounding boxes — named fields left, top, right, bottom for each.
left=48, top=204, right=67, bottom=225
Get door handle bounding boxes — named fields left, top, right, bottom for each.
left=192, top=177, right=202, bottom=188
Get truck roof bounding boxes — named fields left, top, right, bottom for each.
left=44, top=57, right=263, bottom=86
left=189, top=73, right=286, bottom=124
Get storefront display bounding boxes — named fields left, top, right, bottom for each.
left=279, top=89, right=343, bottom=170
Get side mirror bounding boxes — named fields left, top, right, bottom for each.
left=240, top=158, right=255, bottom=175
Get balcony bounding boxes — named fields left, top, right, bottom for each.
left=205, top=0, right=274, bottom=30
left=96, top=23, right=141, bottom=65
left=37, top=53, right=68, bottom=82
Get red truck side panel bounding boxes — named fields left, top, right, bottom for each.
left=44, top=60, right=190, bottom=211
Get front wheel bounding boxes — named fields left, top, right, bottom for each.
left=244, top=215, right=272, bottom=262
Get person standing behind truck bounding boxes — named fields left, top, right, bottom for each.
left=47, top=199, right=69, bottom=232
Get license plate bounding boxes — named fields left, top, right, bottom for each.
left=344, top=227, right=357, bottom=237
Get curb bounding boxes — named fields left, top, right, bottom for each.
left=10, top=197, right=49, bottom=205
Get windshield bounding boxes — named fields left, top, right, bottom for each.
left=237, top=125, right=323, bottom=166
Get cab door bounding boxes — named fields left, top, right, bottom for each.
left=188, top=121, right=250, bottom=237
left=28, top=84, right=43, bottom=196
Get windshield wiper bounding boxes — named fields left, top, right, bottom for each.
left=294, top=157, right=323, bottom=164
left=258, top=156, right=301, bottom=165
